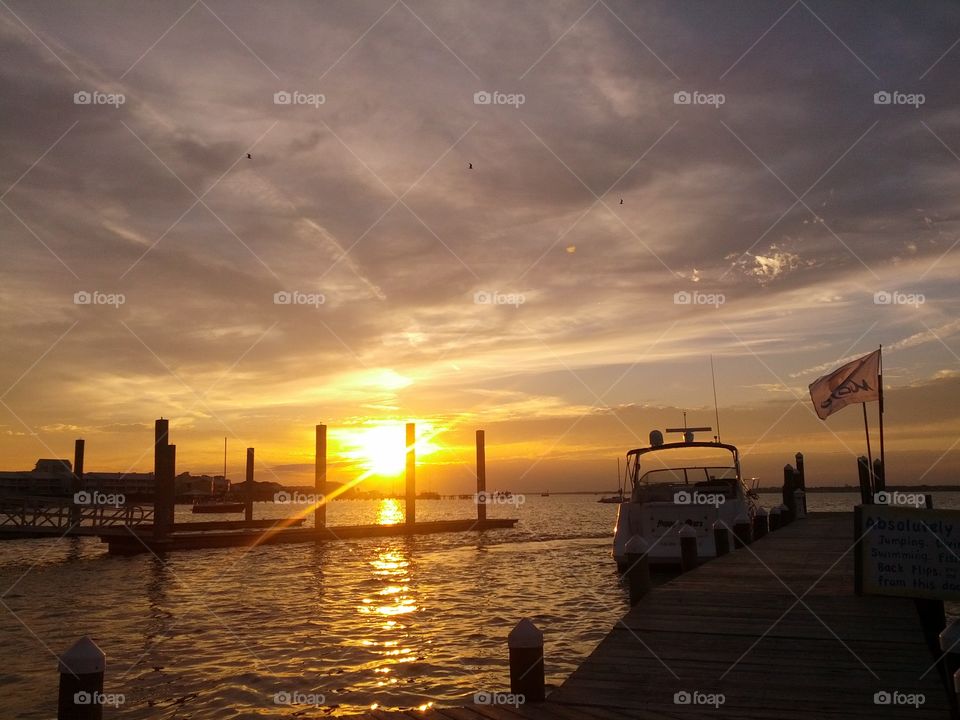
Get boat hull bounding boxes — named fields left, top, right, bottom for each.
left=613, top=498, right=749, bottom=570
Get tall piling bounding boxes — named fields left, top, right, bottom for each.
left=153, top=419, right=171, bottom=537
left=245, top=448, right=254, bottom=522
left=405, top=423, right=416, bottom=525
left=476, top=429, right=487, bottom=523
left=71, top=439, right=85, bottom=526
left=315, top=424, right=327, bottom=531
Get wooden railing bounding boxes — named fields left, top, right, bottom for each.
left=0, top=495, right=154, bottom=532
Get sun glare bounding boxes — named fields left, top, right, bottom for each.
left=339, top=422, right=441, bottom=479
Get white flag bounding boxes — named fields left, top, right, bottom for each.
left=808, top=349, right=881, bottom=420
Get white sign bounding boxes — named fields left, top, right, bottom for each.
left=856, top=505, right=960, bottom=600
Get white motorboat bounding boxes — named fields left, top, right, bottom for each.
left=613, top=426, right=757, bottom=569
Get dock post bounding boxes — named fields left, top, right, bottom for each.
left=508, top=618, right=545, bottom=702
left=857, top=456, right=872, bottom=504
left=245, top=448, right=254, bottom=522
left=794, top=489, right=807, bottom=518
left=779, top=502, right=792, bottom=526
left=476, top=430, right=486, bottom=524
left=769, top=506, right=781, bottom=531
left=57, top=636, right=105, bottom=720
left=406, top=423, right=416, bottom=525
left=795, top=452, right=805, bottom=489
left=753, top=507, right=768, bottom=539
left=873, top=458, right=885, bottom=493
left=713, top=520, right=730, bottom=556
left=153, top=419, right=170, bottom=537
left=166, top=445, right=176, bottom=530
left=783, top=464, right=796, bottom=516
left=940, top=620, right=960, bottom=697
left=624, top=535, right=650, bottom=604
left=679, top=525, right=698, bottom=572
left=70, top=439, right=85, bottom=527
left=733, top=513, right=751, bottom=547
left=315, top=425, right=326, bottom=532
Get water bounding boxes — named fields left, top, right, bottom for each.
left=0, top=492, right=954, bottom=718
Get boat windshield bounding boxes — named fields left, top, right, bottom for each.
left=639, top=466, right=738, bottom=485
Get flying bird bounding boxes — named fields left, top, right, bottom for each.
left=619, top=198, right=623, bottom=204
left=246, top=153, right=252, bottom=159
left=468, top=162, right=473, bottom=169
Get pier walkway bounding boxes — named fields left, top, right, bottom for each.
left=347, top=513, right=949, bottom=719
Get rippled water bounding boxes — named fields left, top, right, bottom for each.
left=0, top=492, right=955, bottom=718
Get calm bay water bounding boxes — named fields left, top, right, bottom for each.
left=0, top=492, right=955, bottom=718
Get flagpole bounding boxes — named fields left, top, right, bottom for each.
left=862, top=403, right=874, bottom=486
left=877, top=344, right=885, bottom=483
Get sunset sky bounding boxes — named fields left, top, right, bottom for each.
left=1, top=1, right=959, bottom=491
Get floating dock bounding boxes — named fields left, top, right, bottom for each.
left=343, top=513, right=948, bottom=718
left=101, top=517, right=517, bottom=554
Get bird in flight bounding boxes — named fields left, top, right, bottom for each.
left=619, top=198, right=623, bottom=204
left=468, top=162, right=473, bottom=169
left=246, top=153, right=252, bottom=159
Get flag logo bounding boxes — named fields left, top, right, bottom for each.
left=808, top=350, right=881, bottom=420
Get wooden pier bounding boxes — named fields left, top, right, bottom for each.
left=343, top=513, right=949, bottom=718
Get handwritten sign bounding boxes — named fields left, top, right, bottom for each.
left=855, top=505, right=960, bottom=600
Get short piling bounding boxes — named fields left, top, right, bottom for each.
left=57, top=636, right=105, bottom=720
left=405, top=422, right=416, bottom=525
left=794, top=488, right=807, bottom=518
left=753, top=507, right=768, bottom=539
left=624, top=535, right=650, bottom=605
left=508, top=618, right=545, bottom=702
left=713, top=520, right=730, bottom=556
left=679, top=524, right=698, bottom=572
left=153, top=419, right=171, bottom=537
left=769, top=505, right=781, bottom=531
left=733, top=513, right=751, bottom=548
left=315, top=424, right=327, bottom=531
left=245, top=448, right=254, bottom=522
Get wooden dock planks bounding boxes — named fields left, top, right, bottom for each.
left=342, top=513, right=950, bottom=719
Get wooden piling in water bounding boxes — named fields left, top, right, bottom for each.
left=405, top=423, right=416, bottom=525
left=57, top=636, right=105, bottom=720
left=70, top=439, right=84, bottom=526
left=476, top=429, right=486, bottom=523
left=153, top=420, right=172, bottom=537
left=315, top=424, right=326, bottom=531
left=245, top=448, right=254, bottom=522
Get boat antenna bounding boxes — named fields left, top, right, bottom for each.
left=711, top=355, right=721, bottom=443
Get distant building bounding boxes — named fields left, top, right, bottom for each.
left=0, top=459, right=73, bottom=496
left=0, top=459, right=230, bottom=499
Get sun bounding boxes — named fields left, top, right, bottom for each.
left=340, top=423, right=441, bottom=478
